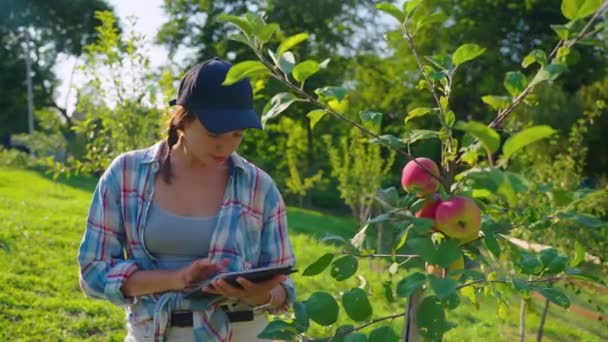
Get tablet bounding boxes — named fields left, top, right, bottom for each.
left=184, top=264, right=297, bottom=299
left=212, top=264, right=297, bottom=288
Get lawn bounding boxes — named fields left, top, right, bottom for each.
left=0, top=168, right=605, bottom=341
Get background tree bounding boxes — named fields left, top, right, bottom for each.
left=0, top=0, right=113, bottom=137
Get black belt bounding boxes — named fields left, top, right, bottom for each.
left=170, top=308, right=254, bottom=327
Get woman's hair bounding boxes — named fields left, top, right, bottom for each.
left=160, top=105, right=196, bottom=183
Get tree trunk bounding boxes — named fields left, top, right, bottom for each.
left=519, top=298, right=527, bottom=342
left=403, top=290, right=422, bottom=342
left=537, top=299, right=550, bottom=342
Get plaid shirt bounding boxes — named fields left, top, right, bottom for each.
left=77, top=141, right=296, bottom=341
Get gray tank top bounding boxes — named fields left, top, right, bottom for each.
left=144, top=201, right=217, bottom=270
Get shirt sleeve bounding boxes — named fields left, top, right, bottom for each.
left=77, top=155, right=139, bottom=306
left=258, top=181, right=297, bottom=313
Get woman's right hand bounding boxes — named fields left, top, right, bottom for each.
left=174, top=259, right=228, bottom=291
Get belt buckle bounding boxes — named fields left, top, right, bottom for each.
left=170, top=310, right=193, bottom=327
left=221, top=305, right=255, bottom=323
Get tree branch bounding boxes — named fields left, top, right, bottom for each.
left=252, top=50, right=452, bottom=192
left=456, top=276, right=565, bottom=291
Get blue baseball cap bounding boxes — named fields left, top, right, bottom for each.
left=168, top=57, right=263, bottom=134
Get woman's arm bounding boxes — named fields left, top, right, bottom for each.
left=122, top=259, right=225, bottom=297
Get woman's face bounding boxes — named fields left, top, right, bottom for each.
left=180, top=117, right=244, bottom=166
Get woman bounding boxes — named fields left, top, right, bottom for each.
left=77, top=57, right=296, bottom=342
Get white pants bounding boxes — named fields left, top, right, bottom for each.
left=125, top=314, right=270, bottom=342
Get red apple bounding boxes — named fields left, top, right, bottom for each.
left=435, top=196, right=481, bottom=239
left=401, top=158, right=440, bottom=197
left=415, top=194, right=442, bottom=220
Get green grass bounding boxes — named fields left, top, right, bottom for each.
left=0, top=168, right=606, bottom=341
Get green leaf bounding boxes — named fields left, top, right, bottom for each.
left=429, top=275, right=458, bottom=300
left=302, top=252, right=334, bottom=276
left=452, top=44, right=486, bottom=66
left=454, top=121, right=501, bottom=153
left=522, top=49, right=548, bottom=68
left=504, top=71, right=528, bottom=97
left=396, top=272, right=426, bottom=297
left=529, top=63, right=568, bottom=87
left=343, top=333, right=368, bottom=342
left=342, top=288, right=373, bottom=322
left=514, top=250, right=543, bottom=275
left=569, top=241, right=585, bottom=267
left=502, top=125, right=557, bottom=160
left=278, top=51, right=295, bottom=74
left=484, top=233, right=501, bottom=258
left=535, top=286, right=570, bottom=308
left=538, top=248, right=568, bottom=274
left=228, top=33, right=253, bottom=48
left=315, top=86, right=347, bottom=102
left=307, top=109, right=328, bottom=129
left=257, top=23, right=279, bottom=44
left=412, top=217, right=435, bottom=234
left=409, top=238, right=462, bottom=268
left=417, top=296, right=452, bottom=340
left=425, top=53, right=452, bottom=72
left=551, top=24, right=571, bottom=39
left=331, top=255, right=359, bottom=281
left=293, top=60, right=321, bottom=83
left=351, top=224, right=369, bottom=249
left=403, top=0, right=424, bottom=13
left=376, top=3, right=405, bottom=22
left=481, top=95, right=511, bottom=110
left=359, top=111, right=383, bottom=130
left=293, top=301, right=309, bottom=332
left=368, top=326, right=399, bottom=342
left=557, top=211, right=605, bottom=228
left=416, top=13, right=447, bottom=31
left=445, top=110, right=456, bottom=128
left=401, top=129, right=440, bottom=144
left=512, top=279, right=531, bottom=299
left=368, top=134, right=407, bottom=149
left=564, top=267, right=607, bottom=285
left=262, top=92, right=298, bottom=126
left=217, top=14, right=253, bottom=36
left=223, top=60, right=267, bottom=86
left=277, top=33, right=309, bottom=56
left=561, top=0, right=602, bottom=20
left=305, top=292, right=339, bottom=326
left=460, top=286, right=479, bottom=309
left=257, top=320, right=299, bottom=340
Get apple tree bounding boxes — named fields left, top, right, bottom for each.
left=218, top=0, right=608, bottom=340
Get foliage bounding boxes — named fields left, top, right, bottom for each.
left=279, top=117, right=325, bottom=206
left=0, top=0, right=113, bottom=135
left=325, top=129, right=396, bottom=223
left=69, top=11, right=166, bottom=175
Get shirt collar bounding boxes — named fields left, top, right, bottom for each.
left=140, top=140, right=246, bottom=172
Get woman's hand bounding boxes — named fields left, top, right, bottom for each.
left=204, top=274, right=287, bottom=307
left=174, top=259, right=228, bottom=291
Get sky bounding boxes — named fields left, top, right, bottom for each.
left=54, top=0, right=172, bottom=115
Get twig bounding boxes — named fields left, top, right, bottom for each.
left=332, top=312, right=406, bottom=338
left=456, top=276, right=565, bottom=291
left=519, top=298, right=527, bottom=342
left=343, top=253, right=420, bottom=259
left=537, top=299, right=550, bottom=342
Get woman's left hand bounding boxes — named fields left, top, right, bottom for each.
left=203, top=274, right=287, bottom=307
